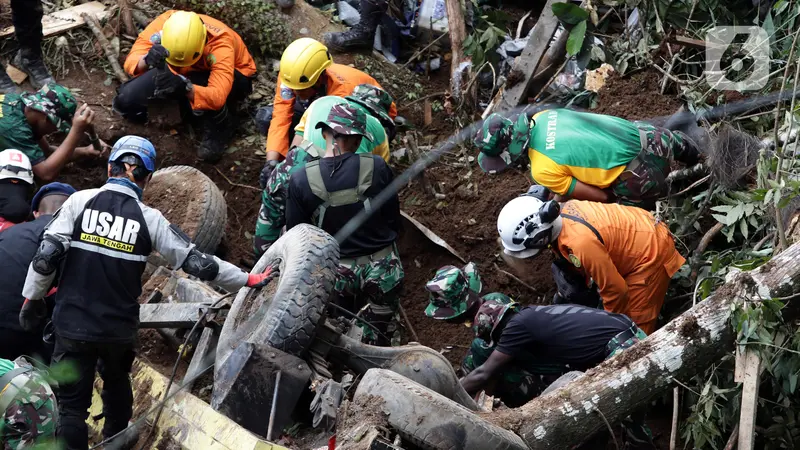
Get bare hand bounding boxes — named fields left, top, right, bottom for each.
left=71, top=104, right=95, bottom=133
left=96, top=139, right=111, bottom=158
left=74, top=145, right=102, bottom=159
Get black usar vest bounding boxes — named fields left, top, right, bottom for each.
left=54, top=190, right=152, bottom=343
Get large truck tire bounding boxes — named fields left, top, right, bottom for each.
left=217, top=224, right=339, bottom=366
left=143, top=165, right=227, bottom=253
left=352, top=369, right=529, bottom=450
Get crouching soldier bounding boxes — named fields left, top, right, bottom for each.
left=461, top=300, right=655, bottom=448
left=0, top=356, right=58, bottom=448
left=19, top=135, right=277, bottom=449
left=114, top=11, right=257, bottom=161
left=254, top=86, right=394, bottom=257
left=424, top=263, right=565, bottom=406
left=286, top=104, right=402, bottom=346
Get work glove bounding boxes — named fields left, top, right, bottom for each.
left=246, top=265, right=280, bottom=289
left=153, top=69, right=192, bottom=99
left=259, top=160, right=279, bottom=190
left=144, top=44, right=170, bottom=70
left=19, top=298, right=48, bottom=332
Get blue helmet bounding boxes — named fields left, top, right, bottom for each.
left=109, top=135, right=156, bottom=172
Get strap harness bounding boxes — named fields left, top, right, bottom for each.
left=0, top=366, right=34, bottom=412
left=561, top=213, right=604, bottom=244
left=306, top=153, right=375, bottom=228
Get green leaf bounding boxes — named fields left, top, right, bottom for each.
left=740, top=219, right=749, bottom=239
left=711, top=214, right=731, bottom=225
left=711, top=205, right=734, bottom=213
left=552, top=3, right=590, bottom=24
left=790, top=373, right=798, bottom=393
left=566, top=21, right=587, bottom=56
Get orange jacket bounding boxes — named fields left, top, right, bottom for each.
left=265, top=63, right=398, bottom=156
left=123, top=11, right=257, bottom=111
left=554, top=201, right=685, bottom=322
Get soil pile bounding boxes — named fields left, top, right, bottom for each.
left=594, top=70, right=682, bottom=120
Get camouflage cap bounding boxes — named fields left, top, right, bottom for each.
left=345, top=84, right=393, bottom=125
left=315, top=103, right=374, bottom=142
left=475, top=113, right=532, bottom=174
left=473, top=297, right=519, bottom=344
left=1, top=365, right=57, bottom=447
left=424, top=262, right=482, bottom=320
left=21, top=82, right=77, bottom=134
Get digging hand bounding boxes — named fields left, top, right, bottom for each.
left=246, top=265, right=280, bottom=289
left=144, top=44, right=170, bottom=70
left=153, top=69, right=191, bottom=99
left=19, top=298, right=47, bottom=332
left=259, top=160, right=279, bottom=190
left=71, top=104, right=95, bottom=134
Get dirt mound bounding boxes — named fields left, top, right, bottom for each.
left=593, top=70, right=683, bottom=120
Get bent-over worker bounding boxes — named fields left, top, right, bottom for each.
left=19, top=135, right=277, bottom=449
left=114, top=10, right=257, bottom=162
left=254, top=86, right=394, bottom=256
left=259, top=38, right=397, bottom=185
left=285, top=104, right=402, bottom=345
left=0, top=150, right=35, bottom=232
left=496, top=192, right=685, bottom=334
left=0, top=182, right=75, bottom=363
left=0, top=83, right=106, bottom=182
left=475, top=109, right=702, bottom=209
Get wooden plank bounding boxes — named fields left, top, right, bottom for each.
left=495, top=0, right=564, bottom=113
left=139, top=302, right=208, bottom=328
left=737, top=349, right=762, bottom=450
left=668, top=35, right=707, bottom=50
left=0, top=2, right=109, bottom=38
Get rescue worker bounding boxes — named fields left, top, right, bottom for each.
left=0, top=150, right=35, bottom=232
left=474, top=109, right=702, bottom=209
left=254, top=86, right=394, bottom=256
left=0, top=356, right=58, bottom=448
left=0, top=83, right=106, bottom=182
left=285, top=104, right=402, bottom=345
left=323, top=0, right=387, bottom=52
left=460, top=299, right=655, bottom=448
left=259, top=38, right=397, bottom=188
left=114, top=10, right=257, bottom=162
left=0, top=182, right=75, bottom=363
left=496, top=191, right=686, bottom=334
left=18, top=136, right=278, bottom=449
left=0, top=0, right=54, bottom=93
left=424, top=263, right=558, bottom=406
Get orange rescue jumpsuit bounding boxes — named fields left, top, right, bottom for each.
left=265, top=63, right=398, bottom=157
left=123, top=11, right=257, bottom=111
left=554, top=200, right=685, bottom=334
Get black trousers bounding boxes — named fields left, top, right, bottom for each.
left=10, top=0, right=44, bottom=53
left=112, top=68, right=253, bottom=123
left=52, top=335, right=136, bottom=450
left=0, top=326, right=51, bottom=363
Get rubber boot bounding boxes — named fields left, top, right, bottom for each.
left=323, top=0, right=388, bottom=52
left=197, top=105, right=235, bottom=163
left=0, top=67, right=20, bottom=94
left=13, top=47, right=54, bottom=89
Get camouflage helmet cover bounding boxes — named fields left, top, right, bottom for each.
left=475, top=113, right=532, bottom=174
left=0, top=361, right=58, bottom=447
left=424, top=262, right=482, bottom=319
left=345, top=83, right=394, bottom=125
left=315, top=103, right=374, bottom=142
left=21, top=82, right=77, bottom=134
left=472, top=297, right=519, bottom=344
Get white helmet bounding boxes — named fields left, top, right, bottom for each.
left=0, top=149, right=34, bottom=184
left=497, top=195, right=563, bottom=258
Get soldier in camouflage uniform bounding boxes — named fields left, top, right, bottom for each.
left=474, top=109, right=701, bottom=210
left=285, top=103, right=402, bottom=346
left=0, top=357, right=57, bottom=449
left=254, top=86, right=394, bottom=257
left=0, top=82, right=107, bottom=182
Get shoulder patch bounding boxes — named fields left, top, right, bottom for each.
left=569, top=253, right=581, bottom=268
left=206, top=53, right=217, bottom=66
left=280, top=84, right=295, bottom=100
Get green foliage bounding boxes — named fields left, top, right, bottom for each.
left=552, top=3, right=590, bottom=24
left=463, top=2, right=513, bottom=68
left=165, top=0, right=289, bottom=56
left=566, top=21, right=587, bottom=56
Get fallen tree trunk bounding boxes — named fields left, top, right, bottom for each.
left=486, top=242, right=800, bottom=449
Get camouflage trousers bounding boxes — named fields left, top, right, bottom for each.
left=253, top=146, right=318, bottom=257
left=333, top=245, right=404, bottom=346
left=461, top=338, right=567, bottom=407
left=1, top=370, right=57, bottom=449
left=607, top=325, right=655, bottom=450
left=612, top=123, right=700, bottom=209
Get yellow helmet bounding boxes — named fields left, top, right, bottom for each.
left=161, top=11, right=207, bottom=67
left=279, top=38, right=333, bottom=90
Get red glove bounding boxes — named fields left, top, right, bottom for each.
left=46, top=287, right=58, bottom=297
left=246, top=265, right=279, bottom=289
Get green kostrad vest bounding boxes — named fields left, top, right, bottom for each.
left=305, top=153, right=375, bottom=228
